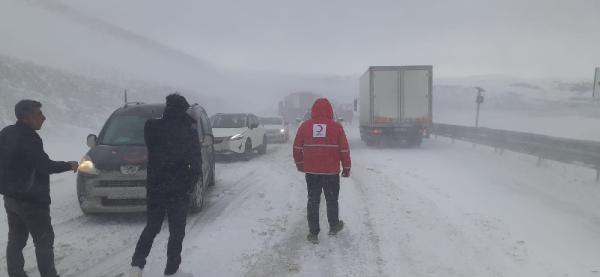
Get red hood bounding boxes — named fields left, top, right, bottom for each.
left=311, top=98, right=333, bottom=120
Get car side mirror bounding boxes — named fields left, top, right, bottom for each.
left=296, top=118, right=302, bottom=123
left=87, top=134, right=97, bottom=148
left=338, top=117, right=344, bottom=122
left=251, top=123, right=259, bottom=129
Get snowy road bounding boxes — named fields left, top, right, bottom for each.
left=2, top=130, right=600, bottom=277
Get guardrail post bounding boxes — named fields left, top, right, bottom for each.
left=596, top=169, right=599, bottom=182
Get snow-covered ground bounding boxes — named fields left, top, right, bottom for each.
left=2, top=126, right=600, bottom=277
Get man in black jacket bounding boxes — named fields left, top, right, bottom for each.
left=0, top=100, right=78, bottom=277
left=130, top=94, right=202, bottom=277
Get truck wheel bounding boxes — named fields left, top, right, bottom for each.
left=409, top=136, right=423, bottom=147
left=365, top=139, right=375, bottom=147
left=258, top=135, right=267, bottom=155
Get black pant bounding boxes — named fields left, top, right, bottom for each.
left=4, top=196, right=58, bottom=277
left=306, top=174, right=340, bottom=235
left=131, top=194, right=189, bottom=275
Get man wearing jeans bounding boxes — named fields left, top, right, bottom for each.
left=0, top=100, right=78, bottom=277
left=293, top=98, right=351, bottom=244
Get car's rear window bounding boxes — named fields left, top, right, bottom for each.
left=260, top=117, right=283, bottom=125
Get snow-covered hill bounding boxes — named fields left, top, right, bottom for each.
left=0, top=55, right=211, bottom=130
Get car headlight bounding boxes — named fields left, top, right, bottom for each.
left=280, top=129, right=285, bottom=133
left=78, top=155, right=99, bottom=175
left=229, top=133, right=245, bottom=140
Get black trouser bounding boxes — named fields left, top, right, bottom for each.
left=131, top=194, right=189, bottom=275
left=306, top=174, right=340, bottom=235
left=4, top=196, right=58, bottom=277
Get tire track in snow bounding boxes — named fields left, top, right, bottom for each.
left=241, top=145, right=386, bottom=277
left=61, top=147, right=283, bottom=277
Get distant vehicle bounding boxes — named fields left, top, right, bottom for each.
left=296, top=109, right=344, bottom=125
left=358, top=66, right=433, bottom=146
left=259, top=116, right=289, bottom=143
left=77, top=103, right=216, bottom=214
left=211, top=113, right=267, bottom=158
left=337, top=103, right=354, bottom=125
left=278, top=92, right=321, bottom=125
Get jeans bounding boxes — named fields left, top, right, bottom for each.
left=131, top=194, right=189, bottom=275
left=4, top=196, right=58, bottom=277
left=305, top=174, right=340, bottom=235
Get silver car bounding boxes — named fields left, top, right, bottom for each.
left=77, top=103, right=216, bottom=214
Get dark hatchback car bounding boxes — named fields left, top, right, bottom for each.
left=77, top=103, right=215, bottom=214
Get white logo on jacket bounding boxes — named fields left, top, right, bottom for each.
left=313, top=124, right=327, bottom=138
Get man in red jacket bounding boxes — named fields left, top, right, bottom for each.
left=293, top=98, right=351, bottom=244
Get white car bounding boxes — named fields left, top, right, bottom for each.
left=211, top=113, right=267, bottom=158
left=260, top=116, right=289, bottom=143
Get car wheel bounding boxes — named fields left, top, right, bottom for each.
left=258, top=135, right=267, bottom=155
left=190, top=180, right=205, bottom=213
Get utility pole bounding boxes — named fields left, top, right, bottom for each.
left=475, top=87, right=485, bottom=128
left=594, top=67, right=599, bottom=98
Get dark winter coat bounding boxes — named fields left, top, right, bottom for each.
left=0, top=121, right=72, bottom=205
left=293, top=98, right=351, bottom=175
left=144, top=107, right=202, bottom=198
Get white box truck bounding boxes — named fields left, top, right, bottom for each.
left=358, top=66, right=432, bottom=146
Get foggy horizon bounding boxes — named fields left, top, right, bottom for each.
left=0, top=0, right=598, bottom=81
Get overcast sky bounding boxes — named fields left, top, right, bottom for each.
left=2, top=0, right=599, bottom=79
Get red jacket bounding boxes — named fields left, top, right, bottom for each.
left=293, top=98, right=351, bottom=175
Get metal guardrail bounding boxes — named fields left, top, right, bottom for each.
left=431, top=123, right=600, bottom=181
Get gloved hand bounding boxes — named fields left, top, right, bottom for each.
left=341, top=168, right=350, bottom=178
left=296, top=164, right=304, bottom=172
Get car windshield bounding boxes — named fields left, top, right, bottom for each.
left=98, top=115, right=150, bottom=145
left=211, top=114, right=247, bottom=128
left=260, top=117, right=283, bottom=125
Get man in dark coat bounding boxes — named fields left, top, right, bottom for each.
left=0, top=100, right=78, bottom=277
left=130, top=94, right=202, bottom=277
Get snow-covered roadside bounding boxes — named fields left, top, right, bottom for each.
left=348, top=131, right=600, bottom=276
left=435, top=108, right=600, bottom=141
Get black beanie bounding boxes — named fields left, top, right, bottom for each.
left=166, top=93, right=190, bottom=110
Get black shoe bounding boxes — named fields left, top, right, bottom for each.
left=307, top=233, right=319, bottom=244
left=329, top=220, right=344, bottom=236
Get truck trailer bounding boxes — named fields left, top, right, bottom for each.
left=278, top=92, right=321, bottom=125
left=358, top=66, right=433, bottom=146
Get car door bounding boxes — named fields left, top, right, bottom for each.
left=255, top=115, right=266, bottom=143
left=248, top=114, right=261, bottom=146
left=246, top=114, right=256, bottom=147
